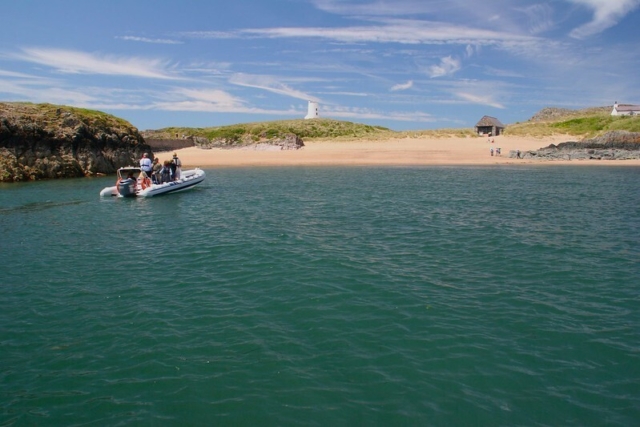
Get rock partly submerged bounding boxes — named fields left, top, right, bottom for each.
left=0, top=102, right=152, bottom=182
left=510, top=131, right=640, bottom=161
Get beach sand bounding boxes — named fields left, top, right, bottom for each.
left=164, top=135, right=640, bottom=168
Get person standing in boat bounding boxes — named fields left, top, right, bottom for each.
left=151, top=157, right=162, bottom=183
left=139, top=153, right=153, bottom=177
left=171, top=153, right=182, bottom=180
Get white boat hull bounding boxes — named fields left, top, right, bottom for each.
left=100, top=168, right=205, bottom=197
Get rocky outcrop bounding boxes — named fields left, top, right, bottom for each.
left=528, top=106, right=611, bottom=122
left=0, top=103, right=152, bottom=182
left=198, top=133, right=305, bottom=150
left=510, top=131, right=640, bottom=161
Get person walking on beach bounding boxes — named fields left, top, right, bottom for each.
left=172, top=153, right=182, bottom=180
left=490, top=147, right=494, bottom=156
left=516, top=150, right=521, bottom=159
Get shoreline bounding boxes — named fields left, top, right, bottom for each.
left=164, top=135, right=640, bottom=168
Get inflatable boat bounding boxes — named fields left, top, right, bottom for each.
left=99, top=166, right=205, bottom=198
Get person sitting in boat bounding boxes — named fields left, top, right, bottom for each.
left=160, top=160, right=172, bottom=183
left=151, top=157, right=162, bottom=183
left=138, top=171, right=151, bottom=190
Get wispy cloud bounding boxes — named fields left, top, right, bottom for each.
left=568, top=0, right=640, bottom=38
left=117, top=36, right=183, bottom=44
left=178, top=30, right=237, bottom=39
left=169, top=88, right=246, bottom=108
left=311, top=0, right=433, bottom=17
left=229, top=73, right=319, bottom=101
left=238, top=20, right=535, bottom=46
left=0, top=78, right=98, bottom=104
left=0, top=69, right=47, bottom=79
left=519, top=3, right=555, bottom=34
left=323, top=105, right=435, bottom=122
left=391, top=80, right=413, bottom=91
left=456, top=92, right=505, bottom=109
left=13, top=48, right=182, bottom=80
left=428, top=56, right=461, bottom=78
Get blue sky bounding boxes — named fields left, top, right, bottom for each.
left=1, top=0, right=639, bottom=131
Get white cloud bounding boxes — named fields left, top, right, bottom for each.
left=117, top=36, right=183, bottom=45
left=519, top=3, right=555, bottom=34
left=428, top=56, right=461, bottom=78
left=456, top=92, right=505, bottom=109
left=170, top=88, right=246, bottom=108
left=14, top=48, right=181, bottom=80
left=0, top=69, right=45, bottom=79
left=0, top=78, right=98, bottom=104
left=568, top=0, right=640, bottom=38
left=229, top=73, right=319, bottom=102
left=391, top=80, right=413, bottom=91
left=233, top=19, right=536, bottom=47
left=323, top=105, right=435, bottom=122
left=311, top=0, right=431, bottom=16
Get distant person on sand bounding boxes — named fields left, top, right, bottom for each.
left=172, top=153, right=182, bottom=180
left=516, top=150, right=521, bottom=159
left=490, top=147, right=494, bottom=156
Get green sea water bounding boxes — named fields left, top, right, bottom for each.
left=1, top=166, right=639, bottom=426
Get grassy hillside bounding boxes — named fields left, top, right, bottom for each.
left=144, top=107, right=640, bottom=143
left=0, top=102, right=134, bottom=132
left=505, top=107, right=640, bottom=137
left=143, top=118, right=395, bottom=142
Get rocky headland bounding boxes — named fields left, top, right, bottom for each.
left=0, top=102, right=152, bottom=182
left=509, top=131, right=640, bottom=161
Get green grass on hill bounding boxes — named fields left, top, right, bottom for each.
left=0, top=102, right=134, bottom=130
left=145, top=119, right=395, bottom=142
left=506, top=111, right=640, bottom=137
left=149, top=109, right=640, bottom=142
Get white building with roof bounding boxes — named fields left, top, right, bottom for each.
left=611, top=102, right=640, bottom=116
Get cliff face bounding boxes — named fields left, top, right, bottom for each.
left=0, top=103, right=152, bottom=182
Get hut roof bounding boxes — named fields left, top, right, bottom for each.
left=475, top=115, right=505, bottom=128
left=615, top=104, right=640, bottom=112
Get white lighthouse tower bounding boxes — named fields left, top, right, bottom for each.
left=304, top=101, right=319, bottom=119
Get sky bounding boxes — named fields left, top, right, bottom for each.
left=0, top=0, right=639, bottom=131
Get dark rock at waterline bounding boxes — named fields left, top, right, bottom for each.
left=0, top=103, right=152, bottom=182
left=509, top=131, right=640, bottom=161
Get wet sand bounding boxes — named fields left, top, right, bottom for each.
left=162, top=135, right=640, bottom=168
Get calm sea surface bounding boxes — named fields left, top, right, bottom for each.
left=1, top=166, right=639, bottom=426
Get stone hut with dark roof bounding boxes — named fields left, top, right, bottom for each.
left=475, top=116, right=505, bottom=136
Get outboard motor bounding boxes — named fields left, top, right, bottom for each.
left=117, top=178, right=137, bottom=197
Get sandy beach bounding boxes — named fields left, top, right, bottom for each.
left=167, top=135, right=640, bottom=168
